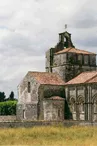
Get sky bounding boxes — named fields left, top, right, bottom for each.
left=0, top=0, right=97, bottom=98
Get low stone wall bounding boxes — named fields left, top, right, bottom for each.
left=0, top=116, right=16, bottom=122
left=0, top=121, right=54, bottom=128
left=0, top=120, right=96, bottom=128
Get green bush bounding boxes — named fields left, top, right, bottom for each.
left=0, top=101, right=17, bottom=115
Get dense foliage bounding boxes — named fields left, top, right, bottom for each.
left=0, top=92, right=6, bottom=102
left=0, top=101, right=17, bottom=115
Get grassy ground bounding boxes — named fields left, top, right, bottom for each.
left=0, top=125, right=97, bottom=146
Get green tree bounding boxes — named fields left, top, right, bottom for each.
left=8, top=91, right=14, bottom=100
left=0, top=92, right=6, bottom=102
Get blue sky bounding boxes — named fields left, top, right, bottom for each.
left=0, top=0, right=96, bottom=98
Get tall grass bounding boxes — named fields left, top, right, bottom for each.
left=0, top=125, right=97, bottom=145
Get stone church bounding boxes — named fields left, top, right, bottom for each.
left=17, top=30, right=97, bottom=122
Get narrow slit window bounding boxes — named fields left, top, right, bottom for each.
left=58, top=109, right=60, bottom=117
left=28, top=82, right=30, bottom=93
left=23, top=110, right=26, bottom=119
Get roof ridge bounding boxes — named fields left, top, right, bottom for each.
left=28, top=71, right=56, bottom=74
left=54, top=47, right=96, bottom=55
left=67, top=47, right=73, bottom=52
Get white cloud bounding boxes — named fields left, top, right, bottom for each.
left=0, top=0, right=96, bottom=97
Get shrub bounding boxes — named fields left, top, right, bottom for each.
left=0, top=101, right=17, bottom=115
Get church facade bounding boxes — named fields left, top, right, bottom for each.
left=65, top=71, right=97, bottom=122
left=17, top=30, right=97, bottom=122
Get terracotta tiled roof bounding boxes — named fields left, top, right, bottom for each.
left=88, top=76, right=97, bottom=83
left=49, top=96, right=65, bottom=100
left=55, top=47, right=96, bottom=55
left=28, top=71, right=65, bottom=85
left=65, top=71, right=97, bottom=85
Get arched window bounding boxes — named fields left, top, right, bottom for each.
left=80, top=102, right=84, bottom=112
left=78, top=96, right=84, bottom=113
left=93, top=98, right=97, bottom=113
left=70, top=97, right=76, bottom=112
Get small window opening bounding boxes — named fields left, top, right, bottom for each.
left=58, top=109, right=61, bottom=117
left=28, top=82, right=30, bottom=93
left=23, top=110, right=26, bottom=119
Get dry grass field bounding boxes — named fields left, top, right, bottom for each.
left=0, top=125, right=97, bottom=146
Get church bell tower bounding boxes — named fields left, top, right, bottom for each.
left=45, top=29, right=96, bottom=82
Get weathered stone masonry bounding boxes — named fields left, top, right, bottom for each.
left=17, top=72, right=65, bottom=121
left=45, top=30, right=97, bottom=122
left=17, top=30, right=97, bottom=122
left=46, top=31, right=96, bottom=82
left=65, top=71, right=97, bottom=122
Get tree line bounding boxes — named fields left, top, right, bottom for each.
left=0, top=91, right=17, bottom=115
left=0, top=91, right=17, bottom=102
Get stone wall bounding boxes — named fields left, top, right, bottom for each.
left=17, top=74, right=65, bottom=121
left=0, top=116, right=16, bottom=122
left=91, top=84, right=97, bottom=97
left=46, top=47, right=97, bottom=82
left=65, top=85, right=86, bottom=121
left=43, top=99, right=64, bottom=121
left=65, top=83, right=97, bottom=122
left=90, top=55, right=96, bottom=65
left=68, top=86, right=85, bottom=99
left=53, top=53, right=96, bottom=67
left=53, top=54, right=67, bottom=66
left=45, top=48, right=54, bottom=72
left=38, top=84, right=65, bottom=120
left=17, top=104, right=37, bottom=121
left=52, top=66, right=66, bottom=81
left=18, top=73, right=40, bottom=104
left=17, top=73, right=40, bottom=121
left=52, top=64, right=96, bottom=82
left=90, top=84, right=97, bottom=122
left=0, top=120, right=97, bottom=128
